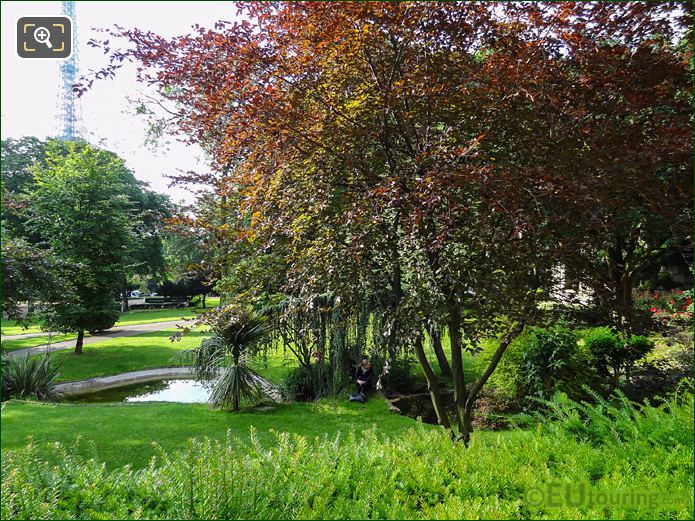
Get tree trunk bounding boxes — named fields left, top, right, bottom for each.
left=413, top=332, right=451, bottom=430
left=427, top=320, right=452, bottom=378
left=121, top=282, right=130, bottom=313
left=74, top=330, right=85, bottom=355
left=202, top=293, right=207, bottom=309
left=461, top=323, right=525, bottom=446
left=447, top=298, right=467, bottom=433
left=617, top=274, right=636, bottom=333
left=461, top=404, right=475, bottom=447
left=610, top=364, right=621, bottom=391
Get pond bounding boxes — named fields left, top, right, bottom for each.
left=386, top=389, right=463, bottom=425
left=64, top=379, right=212, bottom=403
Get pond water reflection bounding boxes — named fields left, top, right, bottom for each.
left=65, top=379, right=212, bottom=403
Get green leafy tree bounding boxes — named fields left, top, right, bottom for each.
left=28, top=143, right=137, bottom=353
left=1, top=236, right=74, bottom=324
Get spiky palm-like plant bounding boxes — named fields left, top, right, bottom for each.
left=1, top=354, right=62, bottom=401
left=182, top=306, right=271, bottom=411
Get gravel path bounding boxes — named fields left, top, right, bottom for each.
left=3, top=321, right=184, bottom=359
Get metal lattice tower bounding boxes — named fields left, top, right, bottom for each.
left=57, top=0, right=81, bottom=140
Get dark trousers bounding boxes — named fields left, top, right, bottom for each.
left=355, top=381, right=368, bottom=394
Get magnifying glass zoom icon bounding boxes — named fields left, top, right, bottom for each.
left=33, top=26, right=52, bottom=49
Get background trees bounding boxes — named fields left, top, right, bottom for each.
left=1, top=237, right=73, bottom=323
left=2, top=138, right=175, bottom=347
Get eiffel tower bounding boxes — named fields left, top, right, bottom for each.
left=57, top=0, right=81, bottom=140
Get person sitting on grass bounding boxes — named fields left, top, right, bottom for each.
left=349, top=358, right=373, bottom=402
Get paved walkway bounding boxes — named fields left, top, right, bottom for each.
left=55, top=366, right=284, bottom=402
left=1, top=330, right=57, bottom=340
left=3, top=320, right=184, bottom=359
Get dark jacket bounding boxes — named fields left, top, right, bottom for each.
left=354, top=365, right=373, bottom=387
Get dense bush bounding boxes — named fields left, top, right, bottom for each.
left=522, top=326, right=591, bottom=398
left=85, top=309, right=120, bottom=333
left=281, top=363, right=330, bottom=401
left=483, top=326, right=596, bottom=404
left=583, top=327, right=620, bottom=362
left=583, top=327, right=655, bottom=388
left=522, top=390, right=693, bottom=449
left=1, top=354, right=62, bottom=401
left=2, top=393, right=692, bottom=520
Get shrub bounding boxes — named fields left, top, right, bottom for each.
left=522, top=389, right=693, bottom=449
left=635, top=289, right=693, bottom=328
left=483, top=326, right=596, bottom=404
left=2, top=393, right=692, bottom=520
left=478, top=336, right=526, bottom=401
left=1, top=354, right=62, bottom=401
left=583, top=327, right=655, bottom=388
left=583, top=327, right=620, bottom=363
left=85, top=309, right=120, bottom=333
left=624, top=335, right=655, bottom=368
left=281, top=363, right=329, bottom=401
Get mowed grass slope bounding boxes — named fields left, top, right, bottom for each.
left=50, top=330, right=210, bottom=382
left=0, top=397, right=444, bottom=469
left=1, top=333, right=78, bottom=351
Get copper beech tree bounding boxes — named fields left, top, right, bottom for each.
left=79, top=2, right=692, bottom=441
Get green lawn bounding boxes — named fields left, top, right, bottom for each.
left=42, top=324, right=475, bottom=387
left=0, top=320, right=44, bottom=336
left=248, top=347, right=300, bottom=383
left=0, top=297, right=221, bottom=337
left=0, top=397, right=449, bottom=469
left=50, top=329, right=210, bottom=382
left=1, top=333, right=79, bottom=351
left=47, top=328, right=291, bottom=385
left=115, top=308, right=199, bottom=326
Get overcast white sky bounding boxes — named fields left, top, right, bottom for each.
left=1, top=1, right=240, bottom=203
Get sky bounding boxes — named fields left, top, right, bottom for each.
left=1, top=1, right=240, bottom=204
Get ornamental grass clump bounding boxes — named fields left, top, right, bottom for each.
left=1, top=354, right=62, bottom=401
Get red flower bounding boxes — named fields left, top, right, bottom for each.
left=650, top=307, right=658, bottom=312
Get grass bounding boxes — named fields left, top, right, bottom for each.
left=49, top=329, right=210, bottom=383
left=0, top=320, right=44, bottom=336
left=26, top=322, right=479, bottom=387
left=45, top=329, right=292, bottom=385
left=1, top=333, right=79, bottom=351
left=2, top=394, right=692, bottom=519
left=0, top=397, right=436, bottom=469
left=248, top=348, right=300, bottom=384
left=0, top=296, right=221, bottom=336
left=115, top=308, right=199, bottom=326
